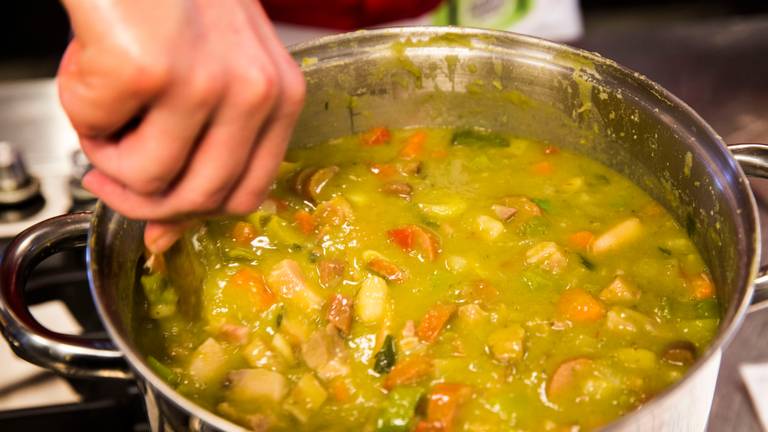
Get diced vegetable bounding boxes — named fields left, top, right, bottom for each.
left=417, top=304, right=457, bottom=343
left=547, top=357, right=593, bottom=399
left=147, top=356, right=179, bottom=385
left=444, top=255, right=468, bottom=273
left=271, top=333, right=296, bottom=364
left=355, top=275, right=389, bottom=324
left=188, top=338, right=230, bottom=385
left=232, top=221, right=258, bottom=246
left=661, top=341, right=697, bottom=366
left=544, top=145, right=560, bottom=155
left=263, top=215, right=305, bottom=245
left=294, top=210, right=316, bottom=235
left=591, top=218, right=642, bottom=255
left=498, top=196, right=541, bottom=219
left=599, top=276, right=641, bottom=305
left=284, top=373, right=328, bottom=422
left=387, top=224, right=441, bottom=261
left=525, top=242, right=568, bottom=274
left=487, top=325, right=526, bottom=363
left=226, top=369, right=288, bottom=403
left=376, top=386, right=423, bottom=432
left=417, top=200, right=468, bottom=219
left=314, top=196, right=355, bottom=229
left=374, top=335, right=397, bottom=374
left=396, top=160, right=422, bottom=176
left=328, top=378, right=353, bottom=403
left=267, top=259, right=323, bottom=311
left=470, top=279, right=499, bottom=304
left=416, top=383, right=473, bottom=432
left=474, top=215, right=505, bottom=241
left=383, top=356, right=433, bottom=390
left=687, top=272, right=715, bottom=300
left=557, top=288, right=605, bottom=323
left=568, top=230, right=594, bottom=250
left=399, top=131, right=427, bottom=159
left=326, top=294, right=353, bottom=335
left=226, top=267, right=276, bottom=312
left=370, top=162, right=397, bottom=178
left=243, top=337, right=283, bottom=369
left=361, top=127, right=392, bottom=147
left=317, top=258, right=345, bottom=288
left=451, top=128, right=507, bottom=148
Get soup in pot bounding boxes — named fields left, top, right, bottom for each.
left=137, top=127, right=719, bottom=431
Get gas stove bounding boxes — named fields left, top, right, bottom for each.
left=0, top=80, right=149, bottom=431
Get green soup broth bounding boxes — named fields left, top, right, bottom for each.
left=137, top=127, right=719, bottom=431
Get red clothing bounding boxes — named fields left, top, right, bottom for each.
left=261, top=0, right=442, bottom=30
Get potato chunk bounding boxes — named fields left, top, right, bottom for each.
left=355, top=275, right=389, bottom=324
left=591, top=217, right=642, bottom=254
left=487, top=325, right=526, bottom=363
left=226, top=369, right=288, bottom=403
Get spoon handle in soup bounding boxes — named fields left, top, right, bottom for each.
left=0, top=212, right=131, bottom=379
left=730, top=143, right=768, bottom=312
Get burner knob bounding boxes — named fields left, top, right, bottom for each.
left=0, top=141, right=41, bottom=205
left=70, top=149, right=96, bottom=202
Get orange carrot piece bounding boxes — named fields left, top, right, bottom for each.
left=232, top=221, right=258, bottom=246
left=557, top=288, right=605, bottom=323
left=568, top=231, right=594, bottom=250
left=431, top=149, right=448, bottom=159
left=328, top=377, right=352, bottom=402
left=294, top=210, right=316, bottom=235
left=420, top=383, right=473, bottom=432
left=417, top=304, right=457, bottom=343
left=532, top=161, right=553, bottom=175
left=383, top=356, right=432, bottom=390
left=399, top=131, right=427, bottom=159
left=689, top=273, right=715, bottom=300
left=360, top=127, right=391, bottom=147
left=387, top=224, right=440, bottom=261
left=544, top=145, right=560, bottom=155
left=228, top=267, right=275, bottom=310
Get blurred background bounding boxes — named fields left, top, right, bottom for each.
left=0, top=1, right=766, bottom=431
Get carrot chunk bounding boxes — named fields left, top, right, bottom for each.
left=294, top=210, right=316, bottom=235
left=568, top=230, right=594, bottom=250
left=232, top=221, right=258, bottom=246
left=532, top=161, right=553, bottom=175
left=417, top=304, right=457, bottom=343
left=557, top=288, right=605, bottom=323
left=387, top=224, right=441, bottom=261
left=228, top=267, right=275, bottom=311
left=416, top=383, right=473, bottom=432
left=383, top=356, right=432, bottom=390
left=360, top=127, right=391, bottom=147
left=399, top=131, right=427, bottom=159
left=688, top=272, right=715, bottom=300
left=370, top=162, right=397, bottom=178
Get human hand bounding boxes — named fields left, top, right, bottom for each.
left=58, top=0, right=306, bottom=252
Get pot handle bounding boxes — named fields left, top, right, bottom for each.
left=730, top=143, right=768, bottom=311
left=0, top=212, right=131, bottom=379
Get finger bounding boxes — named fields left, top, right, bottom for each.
left=57, top=40, right=163, bottom=138
left=79, top=70, right=223, bottom=195
left=221, top=2, right=305, bottom=214
left=144, top=220, right=199, bottom=254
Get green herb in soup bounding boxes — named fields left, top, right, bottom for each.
left=137, top=127, right=719, bottom=431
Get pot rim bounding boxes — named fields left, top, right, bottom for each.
left=87, top=26, right=760, bottom=431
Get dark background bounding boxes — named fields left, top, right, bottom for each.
left=1, top=0, right=768, bottom=80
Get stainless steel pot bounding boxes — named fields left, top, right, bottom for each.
left=1, top=27, right=767, bottom=432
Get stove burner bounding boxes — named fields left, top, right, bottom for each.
left=0, top=142, right=42, bottom=205
left=0, top=195, right=45, bottom=223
